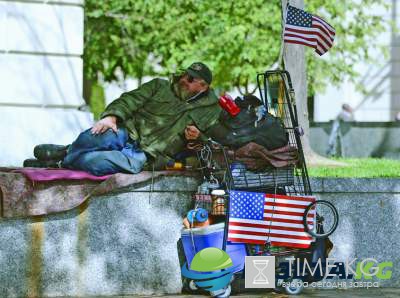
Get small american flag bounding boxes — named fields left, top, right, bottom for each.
left=228, top=191, right=316, bottom=248
left=283, top=5, right=335, bottom=56
left=228, top=191, right=270, bottom=244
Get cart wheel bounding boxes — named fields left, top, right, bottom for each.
left=284, top=278, right=304, bottom=295
left=210, top=285, right=231, bottom=298
left=303, top=200, right=338, bottom=238
left=189, top=280, right=198, bottom=291
left=182, top=278, right=199, bottom=294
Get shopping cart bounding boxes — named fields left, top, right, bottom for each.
left=179, top=70, right=339, bottom=297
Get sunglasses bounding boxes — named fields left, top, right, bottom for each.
left=186, top=73, right=195, bottom=83
left=186, top=72, right=205, bottom=84
left=184, top=72, right=207, bottom=86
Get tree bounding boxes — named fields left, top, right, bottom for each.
left=84, top=0, right=388, bottom=92
left=281, top=0, right=389, bottom=164
left=281, top=0, right=331, bottom=165
left=84, top=0, right=388, bottom=159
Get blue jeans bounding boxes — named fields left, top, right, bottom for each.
left=62, top=128, right=147, bottom=176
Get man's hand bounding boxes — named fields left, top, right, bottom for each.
left=91, top=116, right=118, bottom=135
left=184, top=125, right=201, bottom=140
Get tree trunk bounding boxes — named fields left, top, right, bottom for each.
left=281, top=0, right=344, bottom=166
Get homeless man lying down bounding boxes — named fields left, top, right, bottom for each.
left=27, top=62, right=222, bottom=176
left=26, top=62, right=295, bottom=176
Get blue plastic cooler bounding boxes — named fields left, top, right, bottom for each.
left=181, top=223, right=246, bottom=273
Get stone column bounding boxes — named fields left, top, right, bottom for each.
left=0, top=0, right=92, bottom=166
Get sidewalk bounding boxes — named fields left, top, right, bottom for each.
left=105, top=288, right=399, bottom=298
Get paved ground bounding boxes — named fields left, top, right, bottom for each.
left=76, top=288, right=399, bottom=298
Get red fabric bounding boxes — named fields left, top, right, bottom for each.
left=13, top=168, right=111, bottom=182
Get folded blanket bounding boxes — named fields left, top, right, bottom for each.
left=234, top=142, right=298, bottom=170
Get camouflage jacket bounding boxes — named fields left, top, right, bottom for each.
left=101, top=78, right=221, bottom=162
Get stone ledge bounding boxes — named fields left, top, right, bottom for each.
left=310, top=178, right=400, bottom=193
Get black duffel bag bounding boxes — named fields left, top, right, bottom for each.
left=207, top=95, right=288, bottom=150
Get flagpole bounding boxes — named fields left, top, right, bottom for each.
left=278, top=1, right=290, bottom=69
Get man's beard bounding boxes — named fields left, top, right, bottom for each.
left=172, top=78, right=197, bottom=101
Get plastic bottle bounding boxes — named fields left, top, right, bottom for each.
left=166, top=160, right=193, bottom=170
left=211, top=189, right=226, bottom=215
left=165, top=160, right=183, bottom=170
left=219, top=93, right=241, bottom=116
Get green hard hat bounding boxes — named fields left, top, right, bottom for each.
left=190, top=247, right=233, bottom=272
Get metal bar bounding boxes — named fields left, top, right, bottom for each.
left=280, top=71, right=312, bottom=195
left=256, top=73, right=266, bottom=109
left=221, top=147, right=231, bottom=252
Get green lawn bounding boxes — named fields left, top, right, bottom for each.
left=308, top=158, right=400, bottom=178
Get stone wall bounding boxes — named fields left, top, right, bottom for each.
left=311, top=178, right=400, bottom=287
left=310, top=122, right=400, bottom=158
left=0, top=176, right=399, bottom=297
left=0, top=176, right=197, bottom=297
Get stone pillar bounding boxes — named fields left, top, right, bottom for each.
left=0, top=0, right=92, bottom=166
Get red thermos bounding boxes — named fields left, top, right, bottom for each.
left=219, top=93, right=241, bottom=117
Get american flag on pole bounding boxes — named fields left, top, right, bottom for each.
left=283, top=5, right=335, bottom=56
left=228, top=191, right=316, bottom=248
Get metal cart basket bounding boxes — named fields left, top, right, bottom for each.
left=181, top=70, right=338, bottom=297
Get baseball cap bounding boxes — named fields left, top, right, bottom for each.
left=186, top=62, right=213, bottom=85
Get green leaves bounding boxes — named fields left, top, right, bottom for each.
left=84, top=0, right=388, bottom=95
left=305, top=0, right=389, bottom=95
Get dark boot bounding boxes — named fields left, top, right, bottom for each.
left=34, top=144, right=69, bottom=161
left=23, top=158, right=61, bottom=168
